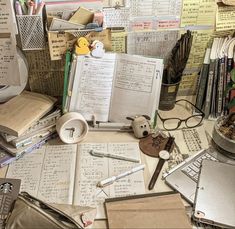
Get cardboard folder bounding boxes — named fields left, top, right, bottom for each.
left=105, top=192, right=192, bottom=229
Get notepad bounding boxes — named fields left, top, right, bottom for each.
left=6, top=142, right=145, bottom=219
left=66, top=53, right=163, bottom=123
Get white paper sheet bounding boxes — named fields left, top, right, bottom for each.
left=0, top=0, right=17, bottom=34
left=109, top=54, right=163, bottom=122
left=6, top=145, right=77, bottom=204
left=127, top=30, right=179, bottom=59
left=73, top=142, right=145, bottom=219
left=69, top=53, right=116, bottom=122
left=103, top=7, right=130, bottom=28
left=0, top=35, right=21, bottom=86
left=129, top=0, right=182, bottom=29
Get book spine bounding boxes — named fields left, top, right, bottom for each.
left=195, top=64, right=210, bottom=110
left=216, top=57, right=225, bottom=116
left=195, top=48, right=211, bottom=111
left=204, top=60, right=215, bottom=119
left=224, top=58, right=234, bottom=114
left=210, top=59, right=219, bottom=118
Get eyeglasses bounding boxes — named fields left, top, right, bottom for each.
left=157, top=99, right=205, bottom=131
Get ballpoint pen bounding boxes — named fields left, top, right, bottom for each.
left=97, top=164, right=145, bottom=188
left=89, top=150, right=140, bottom=163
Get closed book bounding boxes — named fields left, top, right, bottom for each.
left=0, top=91, right=56, bottom=137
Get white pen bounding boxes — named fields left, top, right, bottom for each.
left=97, top=164, right=145, bottom=188
left=89, top=150, right=140, bottom=163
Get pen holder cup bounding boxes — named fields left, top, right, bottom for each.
left=16, top=15, right=45, bottom=50
left=159, top=81, right=181, bottom=111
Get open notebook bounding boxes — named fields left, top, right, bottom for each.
left=6, top=142, right=145, bottom=219
left=66, top=53, right=163, bottom=123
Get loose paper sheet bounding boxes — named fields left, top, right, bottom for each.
left=25, top=47, right=65, bottom=96
left=69, top=53, right=116, bottom=122
left=48, top=32, right=76, bottom=60
left=180, top=0, right=216, bottom=27
left=103, top=7, right=130, bottom=28
left=73, top=142, right=145, bottom=219
left=111, top=30, right=126, bottom=53
left=216, top=5, right=235, bottom=31
left=6, top=145, right=77, bottom=204
left=0, top=35, right=20, bottom=86
left=129, top=0, right=182, bottom=18
left=109, top=54, right=163, bottom=122
left=0, top=0, right=17, bottom=34
left=127, top=30, right=179, bottom=59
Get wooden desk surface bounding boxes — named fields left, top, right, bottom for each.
left=0, top=97, right=216, bottom=228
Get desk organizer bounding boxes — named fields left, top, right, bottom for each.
left=16, top=15, right=45, bottom=50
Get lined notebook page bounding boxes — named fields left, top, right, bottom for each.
left=6, top=144, right=77, bottom=204
left=73, top=142, right=145, bottom=219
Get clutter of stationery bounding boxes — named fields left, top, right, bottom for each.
left=1, top=0, right=235, bottom=229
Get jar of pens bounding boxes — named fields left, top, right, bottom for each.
left=15, top=0, right=45, bottom=50
left=159, top=31, right=193, bottom=111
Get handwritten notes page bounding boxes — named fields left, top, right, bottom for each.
left=0, top=35, right=20, bottom=86
left=129, top=0, right=182, bottom=29
left=73, top=142, right=145, bottom=219
left=103, top=7, right=130, bottom=28
left=216, top=5, right=235, bottom=31
left=180, top=0, right=216, bottom=27
left=127, top=30, right=179, bottom=59
left=69, top=53, right=116, bottom=122
left=6, top=145, right=77, bottom=204
left=111, top=30, right=126, bottom=53
left=109, top=54, right=163, bottom=122
left=0, top=0, right=17, bottom=34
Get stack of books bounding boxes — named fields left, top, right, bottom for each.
left=0, top=91, right=61, bottom=167
left=196, top=36, right=235, bottom=118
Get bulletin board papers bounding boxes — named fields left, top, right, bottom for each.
left=216, top=5, right=235, bottom=31
left=180, top=0, right=216, bottom=27
left=0, top=0, right=17, bottom=34
left=127, top=30, right=179, bottom=59
left=128, top=0, right=182, bottom=29
left=103, top=7, right=130, bottom=28
left=0, top=35, right=21, bottom=86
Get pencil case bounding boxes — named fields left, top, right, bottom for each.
left=16, top=15, right=45, bottom=50
left=5, top=192, right=96, bottom=229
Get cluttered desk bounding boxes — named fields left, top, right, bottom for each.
left=0, top=0, right=235, bottom=229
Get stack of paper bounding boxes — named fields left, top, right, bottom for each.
left=0, top=91, right=59, bottom=167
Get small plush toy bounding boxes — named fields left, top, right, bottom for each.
left=126, top=115, right=151, bottom=139
left=75, top=37, right=90, bottom=55
left=90, top=40, right=105, bottom=58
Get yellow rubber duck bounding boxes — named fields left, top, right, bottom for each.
left=75, top=37, right=90, bottom=55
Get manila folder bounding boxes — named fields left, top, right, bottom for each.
left=105, top=192, right=192, bottom=229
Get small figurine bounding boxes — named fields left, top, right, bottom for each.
left=90, top=40, right=105, bottom=58
left=75, top=37, right=90, bottom=55
left=126, top=115, right=151, bottom=139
